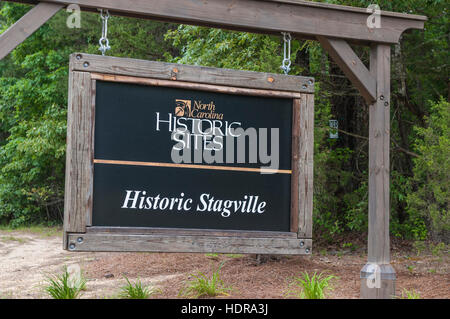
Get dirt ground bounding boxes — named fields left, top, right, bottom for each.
left=0, top=228, right=448, bottom=299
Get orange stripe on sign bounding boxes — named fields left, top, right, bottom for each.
left=93, top=159, right=292, bottom=175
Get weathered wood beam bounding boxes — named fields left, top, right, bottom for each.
left=297, top=94, right=314, bottom=239
left=0, top=2, right=64, bottom=60
left=5, top=0, right=426, bottom=44
left=360, top=44, right=396, bottom=299
left=368, top=43, right=391, bottom=266
left=64, top=71, right=94, bottom=237
left=70, top=53, right=314, bottom=93
left=67, top=233, right=312, bottom=255
left=318, top=36, right=376, bottom=103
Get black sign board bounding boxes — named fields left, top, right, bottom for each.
left=93, top=81, right=292, bottom=232
left=64, top=53, right=314, bottom=255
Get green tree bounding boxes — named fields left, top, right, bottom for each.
left=0, top=3, right=175, bottom=225
left=407, top=99, right=450, bottom=242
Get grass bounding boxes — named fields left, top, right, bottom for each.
left=225, top=254, right=244, bottom=259
left=0, top=291, right=13, bottom=299
left=285, top=271, right=336, bottom=299
left=119, top=276, right=160, bottom=299
left=400, top=289, right=421, bottom=299
left=0, top=224, right=62, bottom=237
left=179, top=262, right=232, bottom=298
left=1, top=235, right=28, bottom=243
left=430, top=242, right=447, bottom=257
left=406, top=265, right=415, bottom=273
left=413, top=241, right=427, bottom=256
left=44, top=266, right=86, bottom=299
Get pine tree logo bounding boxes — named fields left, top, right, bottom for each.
left=175, top=99, right=191, bottom=117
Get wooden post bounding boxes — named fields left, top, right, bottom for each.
left=63, top=71, right=94, bottom=249
left=360, top=44, right=396, bottom=299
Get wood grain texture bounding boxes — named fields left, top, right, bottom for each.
left=360, top=44, right=394, bottom=299
left=290, top=99, right=301, bottom=233
left=90, top=72, right=305, bottom=98
left=297, top=94, right=314, bottom=239
left=86, top=79, right=97, bottom=227
left=9, top=0, right=425, bottom=44
left=67, top=233, right=312, bottom=255
left=63, top=71, right=94, bottom=236
left=86, top=226, right=297, bottom=239
left=71, top=54, right=313, bottom=93
left=264, top=1, right=426, bottom=20
left=367, top=44, right=391, bottom=265
left=0, top=2, right=63, bottom=60
left=318, top=37, right=376, bottom=103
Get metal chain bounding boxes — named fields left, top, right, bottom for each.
left=280, top=32, right=292, bottom=75
left=98, top=9, right=111, bottom=56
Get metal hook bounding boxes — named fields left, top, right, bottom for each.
left=98, top=9, right=111, bottom=56
left=280, top=32, right=292, bottom=75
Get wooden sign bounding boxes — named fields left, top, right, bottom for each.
left=63, top=53, right=314, bottom=255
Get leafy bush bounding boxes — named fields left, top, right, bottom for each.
left=0, top=105, right=67, bottom=226
left=407, top=99, right=450, bottom=243
left=0, top=3, right=175, bottom=226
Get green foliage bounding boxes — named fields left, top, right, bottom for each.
left=413, top=241, right=427, bottom=256
left=285, top=272, right=336, bottom=299
left=400, top=289, right=421, bottom=299
left=0, top=3, right=174, bottom=226
left=166, top=26, right=303, bottom=73
left=407, top=99, right=450, bottom=242
left=179, top=262, right=232, bottom=298
left=120, top=276, right=159, bottom=299
left=0, top=105, right=67, bottom=226
left=430, top=242, right=447, bottom=257
left=44, top=267, right=86, bottom=299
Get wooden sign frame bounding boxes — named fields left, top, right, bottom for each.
left=63, top=53, right=314, bottom=255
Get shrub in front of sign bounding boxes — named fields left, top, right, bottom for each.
left=399, top=289, right=421, bottom=299
left=44, top=266, right=86, bottom=299
left=285, top=271, right=336, bottom=299
left=119, top=276, right=161, bottom=299
left=179, top=262, right=232, bottom=298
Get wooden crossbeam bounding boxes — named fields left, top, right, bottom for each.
left=0, top=2, right=64, bottom=60
left=318, top=37, right=376, bottom=103
left=4, top=0, right=426, bottom=45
